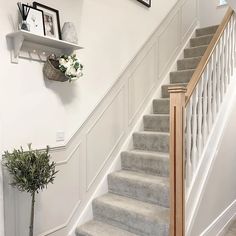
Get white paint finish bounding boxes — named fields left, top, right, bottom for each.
left=1, top=0, right=199, bottom=235
left=201, top=201, right=236, bottom=236
left=69, top=22, right=199, bottom=235
left=128, top=47, right=156, bottom=122
left=158, top=11, right=181, bottom=76
left=186, top=13, right=236, bottom=233
left=198, top=0, right=227, bottom=27
left=86, top=88, right=125, bottom=190
left=189, top=78, right=236, bottom=235
left=0, top=0, right=177, bottom=150
left=181, top=0, right=197, bottom=40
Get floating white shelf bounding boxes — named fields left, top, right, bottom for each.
left=6, top=30, right=83, bottom=63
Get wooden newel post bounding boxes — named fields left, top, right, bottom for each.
left=168, top=86, right=187, bottom=236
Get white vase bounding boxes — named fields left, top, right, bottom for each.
left=61, top=22, right=78, bottom=44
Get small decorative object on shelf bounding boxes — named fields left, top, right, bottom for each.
left=17, top=2, right=30, bottom=31
left=137, top=0, right=151, bottom=7
left=2, top=144, right=58, bottom=236
left=62, top=22, right=78, bottom=44
left=43, top=54, right=83, bottom=82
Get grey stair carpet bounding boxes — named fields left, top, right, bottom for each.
left=76, top=24, right=218, bottom=236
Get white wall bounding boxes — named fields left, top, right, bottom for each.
left=198, top=0, right=227, bottom=27
left=1, top=0, right=200, bottom=235
left=191, top=85, right=236, bottom=235
left=0, top=0, right=178, bottom=150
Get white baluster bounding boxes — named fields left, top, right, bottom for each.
left=223, top=29, right=228, bottom=93
left=218, top=37, right=223, bottom=104
left=216, top=44, right=221, bottom=112
left=202, top=70, right=209, bottom=145
left=227, top=21, right=231, bottom=83
left=192, top=89, right=198, bottom=171
left=207, top=59, right=213, bottom=132
left=186, top=98, right=193, bottom=187
left=212, top=50, right=217, bottom=120
left=230, top=18, right=234, bottom=77
left=197, top=78, right=203, bottom=158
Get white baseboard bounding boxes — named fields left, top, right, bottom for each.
left=200, top=200, right=236, bottom=236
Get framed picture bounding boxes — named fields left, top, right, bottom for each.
left=137, top=0, right=151, bottom=7
left=23, top=5, right=45, bottom=36
left=33, top=2, right=61, bottom=39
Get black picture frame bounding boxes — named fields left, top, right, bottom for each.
left=33, top=2, right=62, bottom=39
left=22, top=4, right=46, bottom=36
left=137, top=0, right=151, bottom=7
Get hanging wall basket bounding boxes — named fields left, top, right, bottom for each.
left=43, top=57, right=68, bottom=82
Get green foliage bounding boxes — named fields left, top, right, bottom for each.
left=2, top=144, right=58, bottom=195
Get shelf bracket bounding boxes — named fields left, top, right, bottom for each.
left=11, top=34, right=24, bottom=64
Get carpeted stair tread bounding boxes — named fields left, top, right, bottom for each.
left=133, top=131, right=169, bottom=153
left=76, top=220, right=139, bottom=236
left=153, top=98, right=170, bottom=114
left=184, top=45, right=208, bottom=58
left=162, top=83, right=187, bottom=98
left=195, top=25, right=219, bottom=37
left=108, top=170, right=169, bottom=206
left=121, top=150, right=169, bottom=177
left=190, top=34, right=214, bottom=47
left=177, top=57, right=202, bottom=70
left=93, top=193, right=169, bottom=236
left=143, top=114, right=169, bottom=132
left=170, top=69, right=195, bottom=84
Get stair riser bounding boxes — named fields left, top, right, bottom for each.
left=184, top=46, right=207, bottom=58
left=108, top=175, right=169, bottom=207
left=121, top=152, right=169, bottom=177
left=93, top=201, right=169, bottom=236
left=177, top=57, right=201, bottom=70
left=153, top=100, right=170, bottom=114
left=190, top=35, right=213, bottom=47
left=162, top=86, right=170, bottom=98
left=170, top=71, right=194, bottom=84
left=133, top=133, right=169, bottom=153
left=143, top=115, right=169, bottom=132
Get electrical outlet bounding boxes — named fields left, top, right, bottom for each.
left=56, top=131, right=65, bottom=142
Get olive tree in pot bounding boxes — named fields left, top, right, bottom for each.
left=2, top=144, right=58, bottom=236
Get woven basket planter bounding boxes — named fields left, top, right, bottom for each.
left=43, top=58, right=68, bottom=82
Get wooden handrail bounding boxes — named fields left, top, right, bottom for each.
left=169, top=86, right=187, bottom=236
left=185, top=7, right=234, bottom=105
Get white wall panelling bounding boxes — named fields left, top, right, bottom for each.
left=2, top=0, right=199, bottom=235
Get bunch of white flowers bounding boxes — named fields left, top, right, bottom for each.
left=59, top=54, right=83, bottom=82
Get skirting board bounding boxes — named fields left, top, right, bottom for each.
left=200, top=200, right=236, bottom=236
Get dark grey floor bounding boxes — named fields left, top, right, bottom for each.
left=223, top=218, right=236, bottom=236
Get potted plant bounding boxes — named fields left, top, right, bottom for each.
left=2, top=144, right=58, bottom=236
left=43, top=54, right=83, bottom=82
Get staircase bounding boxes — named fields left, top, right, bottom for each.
left=76, top=25, right=219, bottom=236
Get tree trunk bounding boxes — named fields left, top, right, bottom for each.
left=29, top=192, right=35, bottom=236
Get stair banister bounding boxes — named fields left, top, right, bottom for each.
left=169, top=86, right=186, bottom=236
left=169, top=7, right=236, bottom=236
left=185, top=7, right=234, bottom=103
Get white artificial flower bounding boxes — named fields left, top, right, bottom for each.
left=76, top=70, right=83, bottom=78
left=66, top=66, right=77, bottom=77
left=59, top=58, right=67, bottom=67
left=70, top=76, right=79, bottom=82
